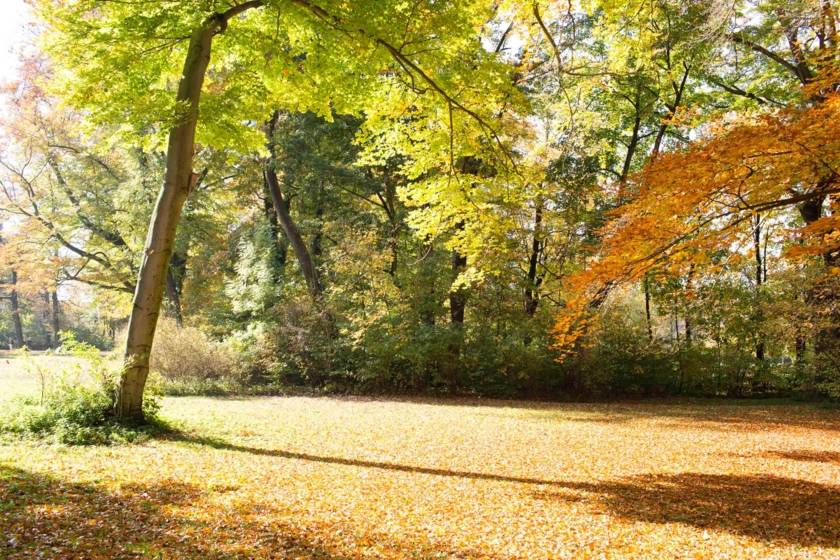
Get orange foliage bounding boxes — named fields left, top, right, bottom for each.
left=553, top=92, right=840, bottom=353
left=2, top=383, right=840, bottom=559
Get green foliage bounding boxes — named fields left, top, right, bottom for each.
left=814, top=353, right=840, bottom=399
left=0, top=333, right=160, bottom=445
left=7, top=0, right=836, bottom=406
left=226, top=222, right=282, bottom=317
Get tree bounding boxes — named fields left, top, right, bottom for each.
left=553, top=88, right=840, bottom=354
left=264, top=111, right=324, bottom=301
left=36, top=0, right=521, bottom=421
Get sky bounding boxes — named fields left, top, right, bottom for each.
left=0, top=3, right=34, bottom=243
left=0, top=1, right=33, bottom=86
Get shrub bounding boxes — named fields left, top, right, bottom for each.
left=229, top=296, right=350, bottom=391
left=352, top=321, right=458, bottom=393
left=815, top=350, right=840, bottom=398
left=0, top=335, right=160, bottom=445
left=149, top=318, right=243, bottom=395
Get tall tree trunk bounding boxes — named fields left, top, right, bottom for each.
left=50, top=290, right=60, bottom=346
left=262, top=180, right=289, bottom=282
left=117, top=4, right=263, bottom=422
left=9, top=271, right=23, bottom=349
left=684, top=265, right=694, bottom=347
left=777, top=9, right=814, bottom=84
left=644, top=274, right=653, bottom=343
left=41, top=291, right=60, bottom=349
left=524, top=201, right=544, bottom=318
left=165, top=267, right=184, bottom=327
left=652, top=62, right=690, bottom=157
left=795, top=335, right=806, bottom=363
left=265, top=169, right=321, bottom=298
left=617, top=112, right=642, bottom=203
left=673, top=314, right=680, bottom=344
left=42, top=292, right=53, bottom=349
left=388, top=238, right=399, bottom=278
left=446, top=247, right=467, bottom=391
left=263, top=142, right=323, bottom=300
left=447, top=156, right=486, bottom=327
left=753, top=214, right=765, bottom=361
left=450, top=250, right=467, bottom=325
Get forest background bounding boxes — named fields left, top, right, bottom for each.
left=1, top=0, right=838, bottom=405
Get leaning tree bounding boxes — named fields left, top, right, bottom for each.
left=35, top=0, right=522, bottom=421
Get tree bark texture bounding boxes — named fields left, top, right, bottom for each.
left=117, top=4, right=265, bottom=422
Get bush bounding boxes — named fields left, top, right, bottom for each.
left=229, top=297, right=350, bottom=391
left=344, top=313, right=563, bottom=397
left=0, top=385, right=149, bottom=445
left=815, top=350, right=840, bottom=398
left=149, top=318, right=243, bottom=395
left=352, top=321, right=459, bottom=393
left=0, top=336, right=161, bottom=445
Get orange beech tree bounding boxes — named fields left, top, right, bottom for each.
left=553, top=87, right=840, bottom=355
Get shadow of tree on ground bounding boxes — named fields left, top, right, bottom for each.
left=167, top=431, right=568, bottom=486
left=0, top=464, right=505, bottom=559
left=0, top=465, right=358, bottom=559
left=535, top=473, right=840, bottom=547
left=478, top=403, right=840, bottom=433
left=765, top=449, right=840, bottom=465
left=172, top=432, right=840, bottom=547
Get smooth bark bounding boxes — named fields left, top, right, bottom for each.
left=116, top=4, right=264, bottom=422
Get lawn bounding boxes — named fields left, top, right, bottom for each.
left=1, top=358, right=838, bottom=559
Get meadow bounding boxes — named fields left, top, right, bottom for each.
left=1, top=356, right=838, bottom=559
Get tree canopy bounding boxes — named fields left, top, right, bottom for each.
left=0, top=0, right=836, bottom=410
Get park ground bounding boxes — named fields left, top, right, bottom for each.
left=1, top=355, right=839, bottom=559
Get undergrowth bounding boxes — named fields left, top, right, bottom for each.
left=0, top=333, right=163, bottom=445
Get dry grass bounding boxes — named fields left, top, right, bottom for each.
left=1, top=359, right=839, bottom=559
left=0, top=352, right=59, bottom=401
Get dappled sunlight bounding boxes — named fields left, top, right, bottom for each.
left=0, top=466, right=377, bottom=559
left=3, top=393, right=839, bottom=559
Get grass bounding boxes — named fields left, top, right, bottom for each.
left=0, top=351, right=94, bottom=401
left=0, top=352, right=47, bottom=400
left=1, top=358, right=839, bottom=559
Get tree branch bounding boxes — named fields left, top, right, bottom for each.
left=730, top=33, right=802, bottom=80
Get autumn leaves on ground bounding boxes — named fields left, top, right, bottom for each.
left=1, top=360, right=838, bottom=560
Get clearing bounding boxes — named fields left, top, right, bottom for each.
left=1, top=357, right=839, bottom=559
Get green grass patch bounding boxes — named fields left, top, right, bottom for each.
left=0, top=338, right=162, bottom=445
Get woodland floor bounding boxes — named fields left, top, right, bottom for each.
left=1, top=357, right=839, bottom=559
